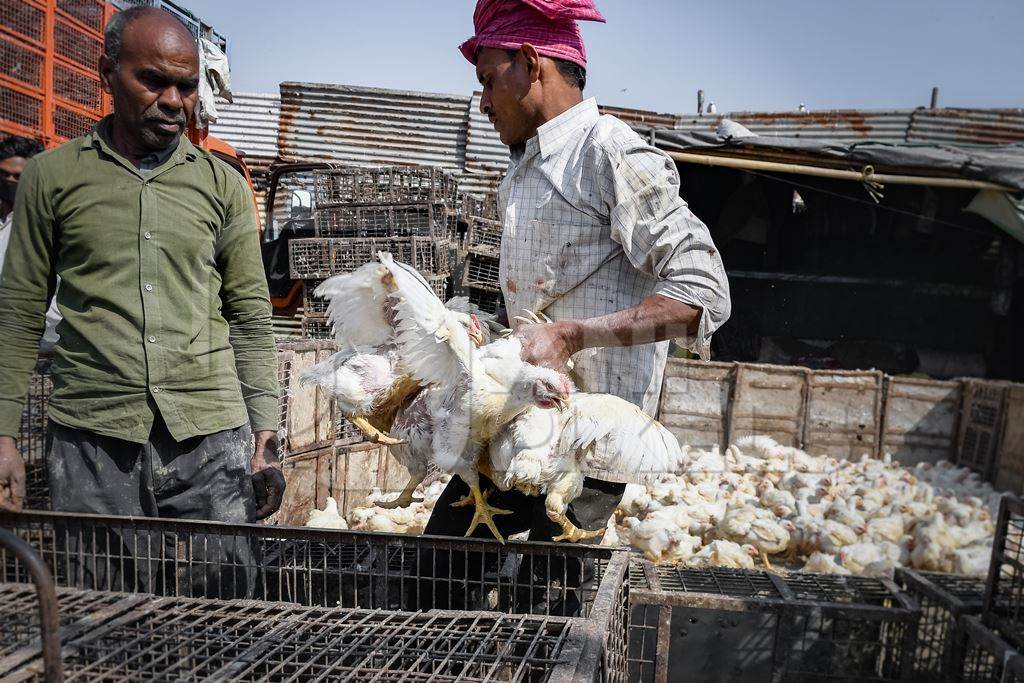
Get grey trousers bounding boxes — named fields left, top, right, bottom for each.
left=45, top=414, right=258, bottom=599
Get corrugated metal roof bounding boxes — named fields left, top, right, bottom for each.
left=672, top=108, right=1024, bottom=145
left=466, top=92, right=508, bottom=175
left=277, top=82, right=470, bottom=170
left=209, top=92, right=281, bottom=178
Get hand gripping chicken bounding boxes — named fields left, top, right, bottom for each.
left=307, top=253, right=571, bottom=539
left=487, top=392, right=684, bottom=542
left=300, top=258, right=486, bottom=455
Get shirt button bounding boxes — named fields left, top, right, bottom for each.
left=152, top=386, right=161, bottom=393
left=144, top=283, right=153, bottom=292
left=144, top=232, right=152, bottom=240
left=147, top=335, right=156, bottom=343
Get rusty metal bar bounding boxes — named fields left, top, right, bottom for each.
left=0, top=528, right=62, bottom=682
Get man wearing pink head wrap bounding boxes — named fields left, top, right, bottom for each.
left=420, top=0, right=731, bottom=562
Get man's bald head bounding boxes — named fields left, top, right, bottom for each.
left=99, top=7, right=199, bottom=160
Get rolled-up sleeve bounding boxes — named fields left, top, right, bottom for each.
left=216, top=170, right=280, bottom=433
left=598, top=141, right=731, bottom=360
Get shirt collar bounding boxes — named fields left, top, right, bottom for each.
left=82, top=116, right=197, bottom=176
left=535, top=98, right=599, bottom=161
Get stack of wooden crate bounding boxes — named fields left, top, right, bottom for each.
left=459, top=192, right=504, bottom=315
left=288, top=166, right=458, bottom=339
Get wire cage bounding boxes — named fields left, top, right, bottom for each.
left=289, top=236, right=452, bottom=280
left=626, top=559, right=920, bottom=683
left=301, top=278, right=327, bottom=317
left=314, top=203, right=456, bottom=240
left=0, top=511, right=629, bottom=680
left=985, top=494, right=1024, bottom=649
left=958, top=614, right=1020, bottom=683
left=313, top=166, right=458, bottom=208
left=467, top=287, right=504, bottom=316
left=300, top=315, right=332, bottom=340
left=466, top=216, right=503, bottom=254
left=0, top=583, right=593, bottom=682
left=18, top=362, right=52, bottom=511
left=460, top=192, right=500, bottom=221
left=895, top=569, right=986, bottom=681
left=463, top=251, right=502, bottom=292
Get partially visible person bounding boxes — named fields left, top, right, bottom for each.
left=0, top=7, right=283, bottom=597
left=0, top=135, right=60, bottom=352
left=0, top=135, right=44, bottom=275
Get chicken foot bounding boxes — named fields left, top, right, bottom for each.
left=348, top=416, right=405, bottom=446
left=545, top=474, right=603, bottom=543
left=374, top=473, right=425, bottom=509
left=452, top=484, right=513, bottom=543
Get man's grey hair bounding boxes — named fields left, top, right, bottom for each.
left=104, top=6, right=194, bottom=66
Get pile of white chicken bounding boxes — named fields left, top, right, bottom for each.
left=309, top=435, right=1000, bottom=578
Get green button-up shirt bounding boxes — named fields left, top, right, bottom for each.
left=0, top=119, right=279, bottom=443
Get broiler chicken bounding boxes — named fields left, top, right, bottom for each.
left=306, top=497, right=348, bottom=530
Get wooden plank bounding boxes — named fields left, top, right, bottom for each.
left=803, top=369, right=883, bottom=460
left=881, top=377, right=962, bottom=466
left=657, top=359, right=735, bottom=449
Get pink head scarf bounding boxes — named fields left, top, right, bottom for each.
left=459, top=0, right=606, bottom=69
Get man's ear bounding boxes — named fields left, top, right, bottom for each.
left=519, top=43, right=542, bottom=83
left=98, top=54, right=115, bottom=95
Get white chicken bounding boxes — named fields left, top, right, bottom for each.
left=801, top=552, right=850, bottom=575
left=306, top=497, right=348, bottom=530
left=487, top=392, right=684, bottom=542
left=685, top=540, right=758, bottom=569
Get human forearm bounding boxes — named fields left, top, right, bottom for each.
left=560, top=294, right=702, bottom=354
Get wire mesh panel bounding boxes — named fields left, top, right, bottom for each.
left=463, top=251, right=501, bottom=292
left=289, top=237, right=451, bottom=279
left=0, top=511, right=626, bottom=622
left=461, top=191, right=499, bottom=221
left=301, top=278, right=327, bottom=317
left=466, top=216, right=503, bottom=254
left=895, top=568, right=985, bottom=681
left=314, top=166, right=457, bottom=207
left=18, top=363, right=51, bottom=510
left=959, top=615, right=1015, bottom=683
left=0, top=0, right=47, bottom=43
left=468, top=287, right=503, bottom=315
left=0, top=585, right=588, bottom=682
left=0, top=35, right=43, bottom=87
left=315, top=203, right=454, bottom=239
left=985, top=494, right=1024, bottom=649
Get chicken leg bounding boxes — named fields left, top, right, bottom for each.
left=452, top=484, right=512, bottom=543
left=374, top=473, right=424, bottom=510
left=348, top=415, right=405, bottom=446
left=544, top=472, right=602, bottom=543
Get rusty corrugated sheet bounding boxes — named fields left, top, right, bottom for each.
left=672, top=108, right=1024, bottom=145
left=208, top=92, right=280, bottom=193
left=466, top=92, right=508, bottom=175
left=277, top=82, right=470, bottom=170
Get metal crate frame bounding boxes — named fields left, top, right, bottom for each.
left=985, top=494, right=1024, bottom=649
left=289, top=236, right=451, bottom=280
left=300, top=278, right=327, bottom=317
left=314, top=202, right=455, bottom=239
left=300, top=315, right=332, bottom=340
left=959, top=614, right=1019, bottom=683
left=957, top=379, right=1010, bottom=480
left=466, top=216, right=503, bottom=254
left=0, top=511, right=629, bottom=680
left=463, top=250, right=502, bottom=292
left=313, top=166, right=457, bottom=208
left=0, top=584, right=597, bottom=682
left=18, top=361, right=51, bottom=510
left=460, top=192, right=499, bottom=221
left=895, top=568, right=986, bottom=682
left=467, top=286, right=504, bottom=316
left=627, top=559, right=920, bottom=683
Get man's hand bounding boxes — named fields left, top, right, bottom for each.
left=0, top=436, right=25, bottom=512
left=251, top=430, right=285, bottom=520
left=514, top=321, right=582, bottom=370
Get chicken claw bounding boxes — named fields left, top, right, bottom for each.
left=550, top=514, right=605, bottom=543
left=349, top=416, right=406, bottom=446
left=452, top=484, right=512, bottom=542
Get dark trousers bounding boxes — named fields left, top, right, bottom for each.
left=45, top=414, right=257, bottom=598
left=414, top=473, right=625, bottom=614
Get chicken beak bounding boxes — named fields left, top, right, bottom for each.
left=554, top=395, right=570, bottom=412
left=469, top=328, right=485, bottom=347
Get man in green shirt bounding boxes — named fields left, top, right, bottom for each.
left=0, top=6, right=284, bottom=553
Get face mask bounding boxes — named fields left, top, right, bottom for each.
left=0, top=179, right=16, bottom=207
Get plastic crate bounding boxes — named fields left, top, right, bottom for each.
left=313, top=166, right=457, bottom=207
left=314, top=202, right=454, bottom=239
left=289, top=236, right=451, bottom=280
left=466, top=216, right=503, bottom=254
left=959, top=615, right=1018, bottom=683
left=462, top=251, right=501, bottom=292
left=627, top=559, right=919, bottom=683
left=895, top=569, right=986, bottom=682
left=985, top=494, right=1024, bottom=648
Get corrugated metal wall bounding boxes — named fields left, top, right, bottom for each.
left=209, top=92, right=281, bottom=180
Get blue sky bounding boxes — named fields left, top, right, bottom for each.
left=185, top=0, right=1022, bottom=114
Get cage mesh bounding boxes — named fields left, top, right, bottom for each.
left=959, top=616, right=1010, bottom=683
left=53, top=62, right=100, bottom=110
left=55, top=0, right=104, bottom=32
left=466, top=217, right=503, bottom=253
left=0, top=0, right=46, bottom=43
left=463, top=252, right=501, bottom=292
left=0, top=85, right=42, bottom=129
left=19, top=366, right=51, bottom=510
left=461, top=192, right=499, bottom=221
left=987, top=495, right=1024, bottom=648
left=53, top=18, right=101, bottom=71
left=315, top=203, right=453, bottom=239
left=314, top=166, right=457, bottom=207
left=0, top=35, right=42, bottom=87
left=52, top=104, right=97, bottom=140
left=301, top=316, right=332, bottom=340
left=467, top=287, right=502, bottom=315
left=289, top=237, right=450, bottom=280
